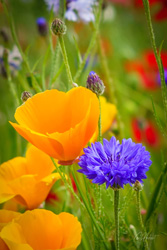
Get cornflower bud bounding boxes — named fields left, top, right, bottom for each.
left=51, top=18, right=67, bottom=36
left=21, top=91, right=32, bottom=102
left=133, top=180, right=143, bottom=191
left=36, top=17, right=48, bottom=36
left=86, top=71, right=105, bottom=96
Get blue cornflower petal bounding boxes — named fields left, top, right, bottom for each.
left=78, top=136, right=152, bottom=189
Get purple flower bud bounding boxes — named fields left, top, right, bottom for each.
left=86, top=71, right=105, bottom=96
left=36, top=17, right=48, bottom=36
left=21, top=91, right=32, bottom=102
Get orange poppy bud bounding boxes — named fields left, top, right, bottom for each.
left=0, top=145, right=61, bottom=209
left=0, top=209, right=82, bottom=250
left=10, top=87, right=100, bottom=165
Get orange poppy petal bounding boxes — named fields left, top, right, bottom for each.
left=25, top=145, right=55, bottom=179
left=9, top=122, right=64, bottom=159
left=0, top=210, right=82, bottom=250
left=0, top=222, right=32, bottom=250
left=0, top=210, right=21, bottom=250
left=9, top=174, right=60, bottom=209
left=59, top=212, right=82, bottom=249
left=10, top=87, right=99, bottom=162
left=1, top=210, right=64, bottom=250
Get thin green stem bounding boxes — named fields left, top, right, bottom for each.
left=51, top=158, right=84, bottom=209
left=58, top=35, right=73, bottom=89
left=98, top=35, right=124, bottom=140
left=2, top=1, right=41, bottom=93
left=97, top=96, right=103, bottom=218
left=136, top=191, right=149, bottom=250
left=98, top=95, right=102, bottom=143
left=114, top=190, right=120, bottom=250
left=142, top=0, right=167, bottom=127
left=73, top=0, right=103, bottom=82
left=72, top=168, right=109, bottom=250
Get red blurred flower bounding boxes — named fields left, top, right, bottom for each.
left=135, top=0, right=167, bottom=21
left=45, top=191, right=59, bottom=205
left=125, top=50, right=167, bottom=90
left=131, top=118, right=160, bottom=147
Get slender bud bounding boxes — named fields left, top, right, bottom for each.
left=51, top=18, right=67, bottom=36
left=86, top=71, right=105, bottom=95
left=21, top=91, right=32, bottom=102
left=36, top=17, right=48, bottom=36
left=133, top=180, right=143, bottom=191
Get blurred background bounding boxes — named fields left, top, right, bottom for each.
left=0, top=0, right=167, bottom=249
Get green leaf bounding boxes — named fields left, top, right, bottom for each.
left=145, top=158, right=167, bottom=224
left=151, top=96, right=166, bottom=137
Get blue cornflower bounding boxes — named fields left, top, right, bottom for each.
left=45, top=0, right=96, bottom=23
left=78, top=137, right=152, bottom=189
left=65, top=0, right=96, bottom=23
left=44, top=0, right=59, bottom=13
left=0, top=45, right=22, bottom=77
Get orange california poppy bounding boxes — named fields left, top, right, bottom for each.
left=0, top=210, right=20, bottom=250
left=0, top=209, right=82, bottom=250
left=0, top=145, right=61, bottom=209
left=90, top=96, right=117, bottom=142
left=10, top=87, right=99, bottom=165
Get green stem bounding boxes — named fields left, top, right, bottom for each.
left=98, top=95, right=102, bottom=143
left=97, top=96, right=102, bottom=218
left=98, top=35, right=124, bottom=140
left=114, top=190, right=120, bottom=250
left=136, top=191, right=149, bottom=250
left=72, top=168, right=108, bottom=250
left=51, top=158, right=85, bottom=209
left=73, top=0, right=103, bottom=82
left=142, top=0, right=167, bottom=126
left=2, top=1, right=41, bottom=93
left=58, top=35, right=73, bottom=89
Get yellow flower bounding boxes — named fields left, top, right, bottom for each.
left=0, top=209, right=82, bottom=250
left=91, top=96, right=117, bottom=142
left=10, top=87, right=99, bottom=165
left=0, top=145, right=61, bottom=209
left=0, top=210, right=20, bottom=250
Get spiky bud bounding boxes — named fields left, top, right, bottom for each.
left=133, top=180, right=143, bottom=191
left=21, top=91, right=32, bottom=102
left=51, top=18, right=67, bottom=36
left=86, top=71, right=105, bottom=96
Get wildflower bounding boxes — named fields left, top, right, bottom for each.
left=86, top=71, right=105, bottom=96
left=0, top=145, right=62, bottom=209
left=36, top=17, right=48, bottom=36
left=131, top=118, right=160, bottom=147
left=78, top=136, right=152, bottom=188
left=0, top=210, right=20, bottom=250
left=90, top=96, right=117, bottom=142
left=135, top=0, right=167, bottom=21
left=65, top=0, right=97, bottom=23
left=44, top=0, right=59, bottom=13
left=0, top=45, right=22, bottom=78
left=45, top=0, right=97, bottom=23
left=10, top=87, right=99, bottom=165
left=0, top=209, right=82, bottom=250
left=125, top=50, right=167, bottom=90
